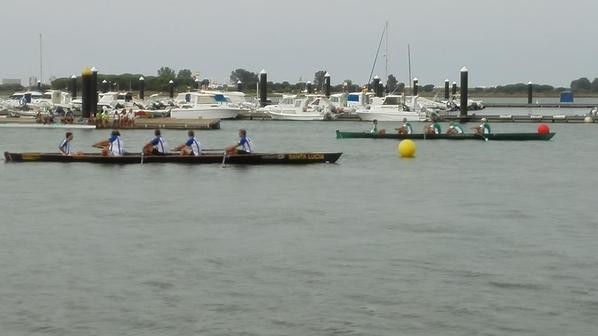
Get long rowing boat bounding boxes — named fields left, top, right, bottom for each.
left=335, top=130, right=555, bottom=141
left=4, top=152, right=342, bottom=165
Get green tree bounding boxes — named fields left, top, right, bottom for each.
left=157, top=67, right=176, bottom=79
left=591, top=78, right=598, bottom=92
left=230, top=69, right=258, bottom=88
left=387, top=74, right=398, bottom=92
left=313, top=70, right=327, bottom=92
left=176, top=69, right=194, bottom=87
left=571, top=77, right=591, bottom=91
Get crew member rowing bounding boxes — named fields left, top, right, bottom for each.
left=173, top=130, right=202, bottom=156
left=143, top=129, right=168, bottom=155
left=93, top=130, right=125, bottom=156
left=226, top=128, right=252, bottom=154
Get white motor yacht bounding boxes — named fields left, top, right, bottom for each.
left=262, top=95, right=336, bottom=121
left=356, top=95, right=427, bottom=121
left=170, top=92, right=242, bottom=119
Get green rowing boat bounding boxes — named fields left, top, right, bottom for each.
left=336, top=130, right=555, bottom=141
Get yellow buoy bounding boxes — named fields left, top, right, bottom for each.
left=397, top=139, right=416, bottom=158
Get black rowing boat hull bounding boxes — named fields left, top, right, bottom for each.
left=4, top=152, right=342, bottom=165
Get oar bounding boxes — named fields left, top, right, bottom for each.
left=474, top=129, right=488, bottom=142
left=221, top=151, right=227, bottom=168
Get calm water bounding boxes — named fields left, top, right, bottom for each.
left=1, top=119, right=597, bottom=336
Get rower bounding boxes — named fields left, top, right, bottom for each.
left=425, top=120, right=441, bottom=135
left=93, top=130, right=125, bottom=156
left=174, top=130, right=202, bottom=156
left=446, top=121, right=464, bottom=135
left=58, top=132, right=83, bottom=156
left=143, top=129, right=168, bottom=155
left=395, top=117, right=413, bottom=134
left=226, top=128, right=252, bottom=154
left=369, top=119, right=378, bottom=133
left=472, top=117, right=491, bottom=135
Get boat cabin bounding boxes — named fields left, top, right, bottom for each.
left=175, top=92, right=232, bottom=106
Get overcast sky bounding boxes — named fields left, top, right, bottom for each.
left=1, top=0, right=596, bottom=87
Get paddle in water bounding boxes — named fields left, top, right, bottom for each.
left=221, top=151, right=227, bottom=168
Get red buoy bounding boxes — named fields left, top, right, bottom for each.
left=537, top=124, right=550, bottom=134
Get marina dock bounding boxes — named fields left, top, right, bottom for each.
left=484, top=103, right=597, bottom=108
left=0, top=117, right=221, bottom=130
left=441, top=114, right=596, bottom=123
left=111, top=118, right=220, bottom=130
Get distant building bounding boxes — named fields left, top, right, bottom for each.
left=2, top=78, right=21, bottom=85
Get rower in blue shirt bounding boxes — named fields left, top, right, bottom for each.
left=58, top=132, right=83, bottom=156
left=226, top=128, right=252, bottom=154
left=174, top=130, right=202, bottom=156
left=93, top=130, right=125, bottom=156
left=143, top=129, right=168, bottom=155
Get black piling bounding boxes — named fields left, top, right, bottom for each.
left=102, top=80, right=108, bottom=93
left=460, top=67, right=468, bottom=118
left=413, top=78, right=418, bottom=96
left=379, top=82, right=385, bottom=97
left=37, top=80, right=41, bottom=92
left=236, top=80, right=243, bottom=92
left=70, top=75, right=77, bottom=99
left=91, top=67, right=98, bottom=116
left=324, top=72, right=331, bottom=97
left=452, top=81, right=457, bottom=97
left=372, top=76, right=381, bottom=97
left=169, top=80, right=174, bottom=98
left=139, top=76, right=145, bottom=100
left=306, top=81, right=313, bottom=94
left=81, top=67, right=92, bottom=118
left=528, top=81, right=533, bottom=104
left=259, top=69, right=267, bottom=107
left=444, top=79, right=450, bottom=100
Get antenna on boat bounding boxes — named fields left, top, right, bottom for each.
left=39, top=33, right=43, bottom=85
left=407, top=44, right=412, bottom=92
left=384, top=21, right=388, bottom=82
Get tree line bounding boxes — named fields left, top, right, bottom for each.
left=1, top=69, right=595, bottom=95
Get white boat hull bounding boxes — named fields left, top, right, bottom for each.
left=266, top=111, right=326, bottom=121
left=357, top=110, right=426, bottom=122
left=170, top=107, right=241, bottom=120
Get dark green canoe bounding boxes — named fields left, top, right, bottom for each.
left=336, top=130, right=555, bottom=141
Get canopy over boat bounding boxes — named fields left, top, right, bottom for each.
left=335, top=130, right=555, bottom=141
left=4, top=152, right=342, bottom=165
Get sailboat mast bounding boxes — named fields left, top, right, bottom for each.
left=367, top=24, right=387, bottom=86
left=384, top=21, right=388, bottom=81
left=407, top=44, right=412, bottom=90
left=39, top=33, right=43, bottom=84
